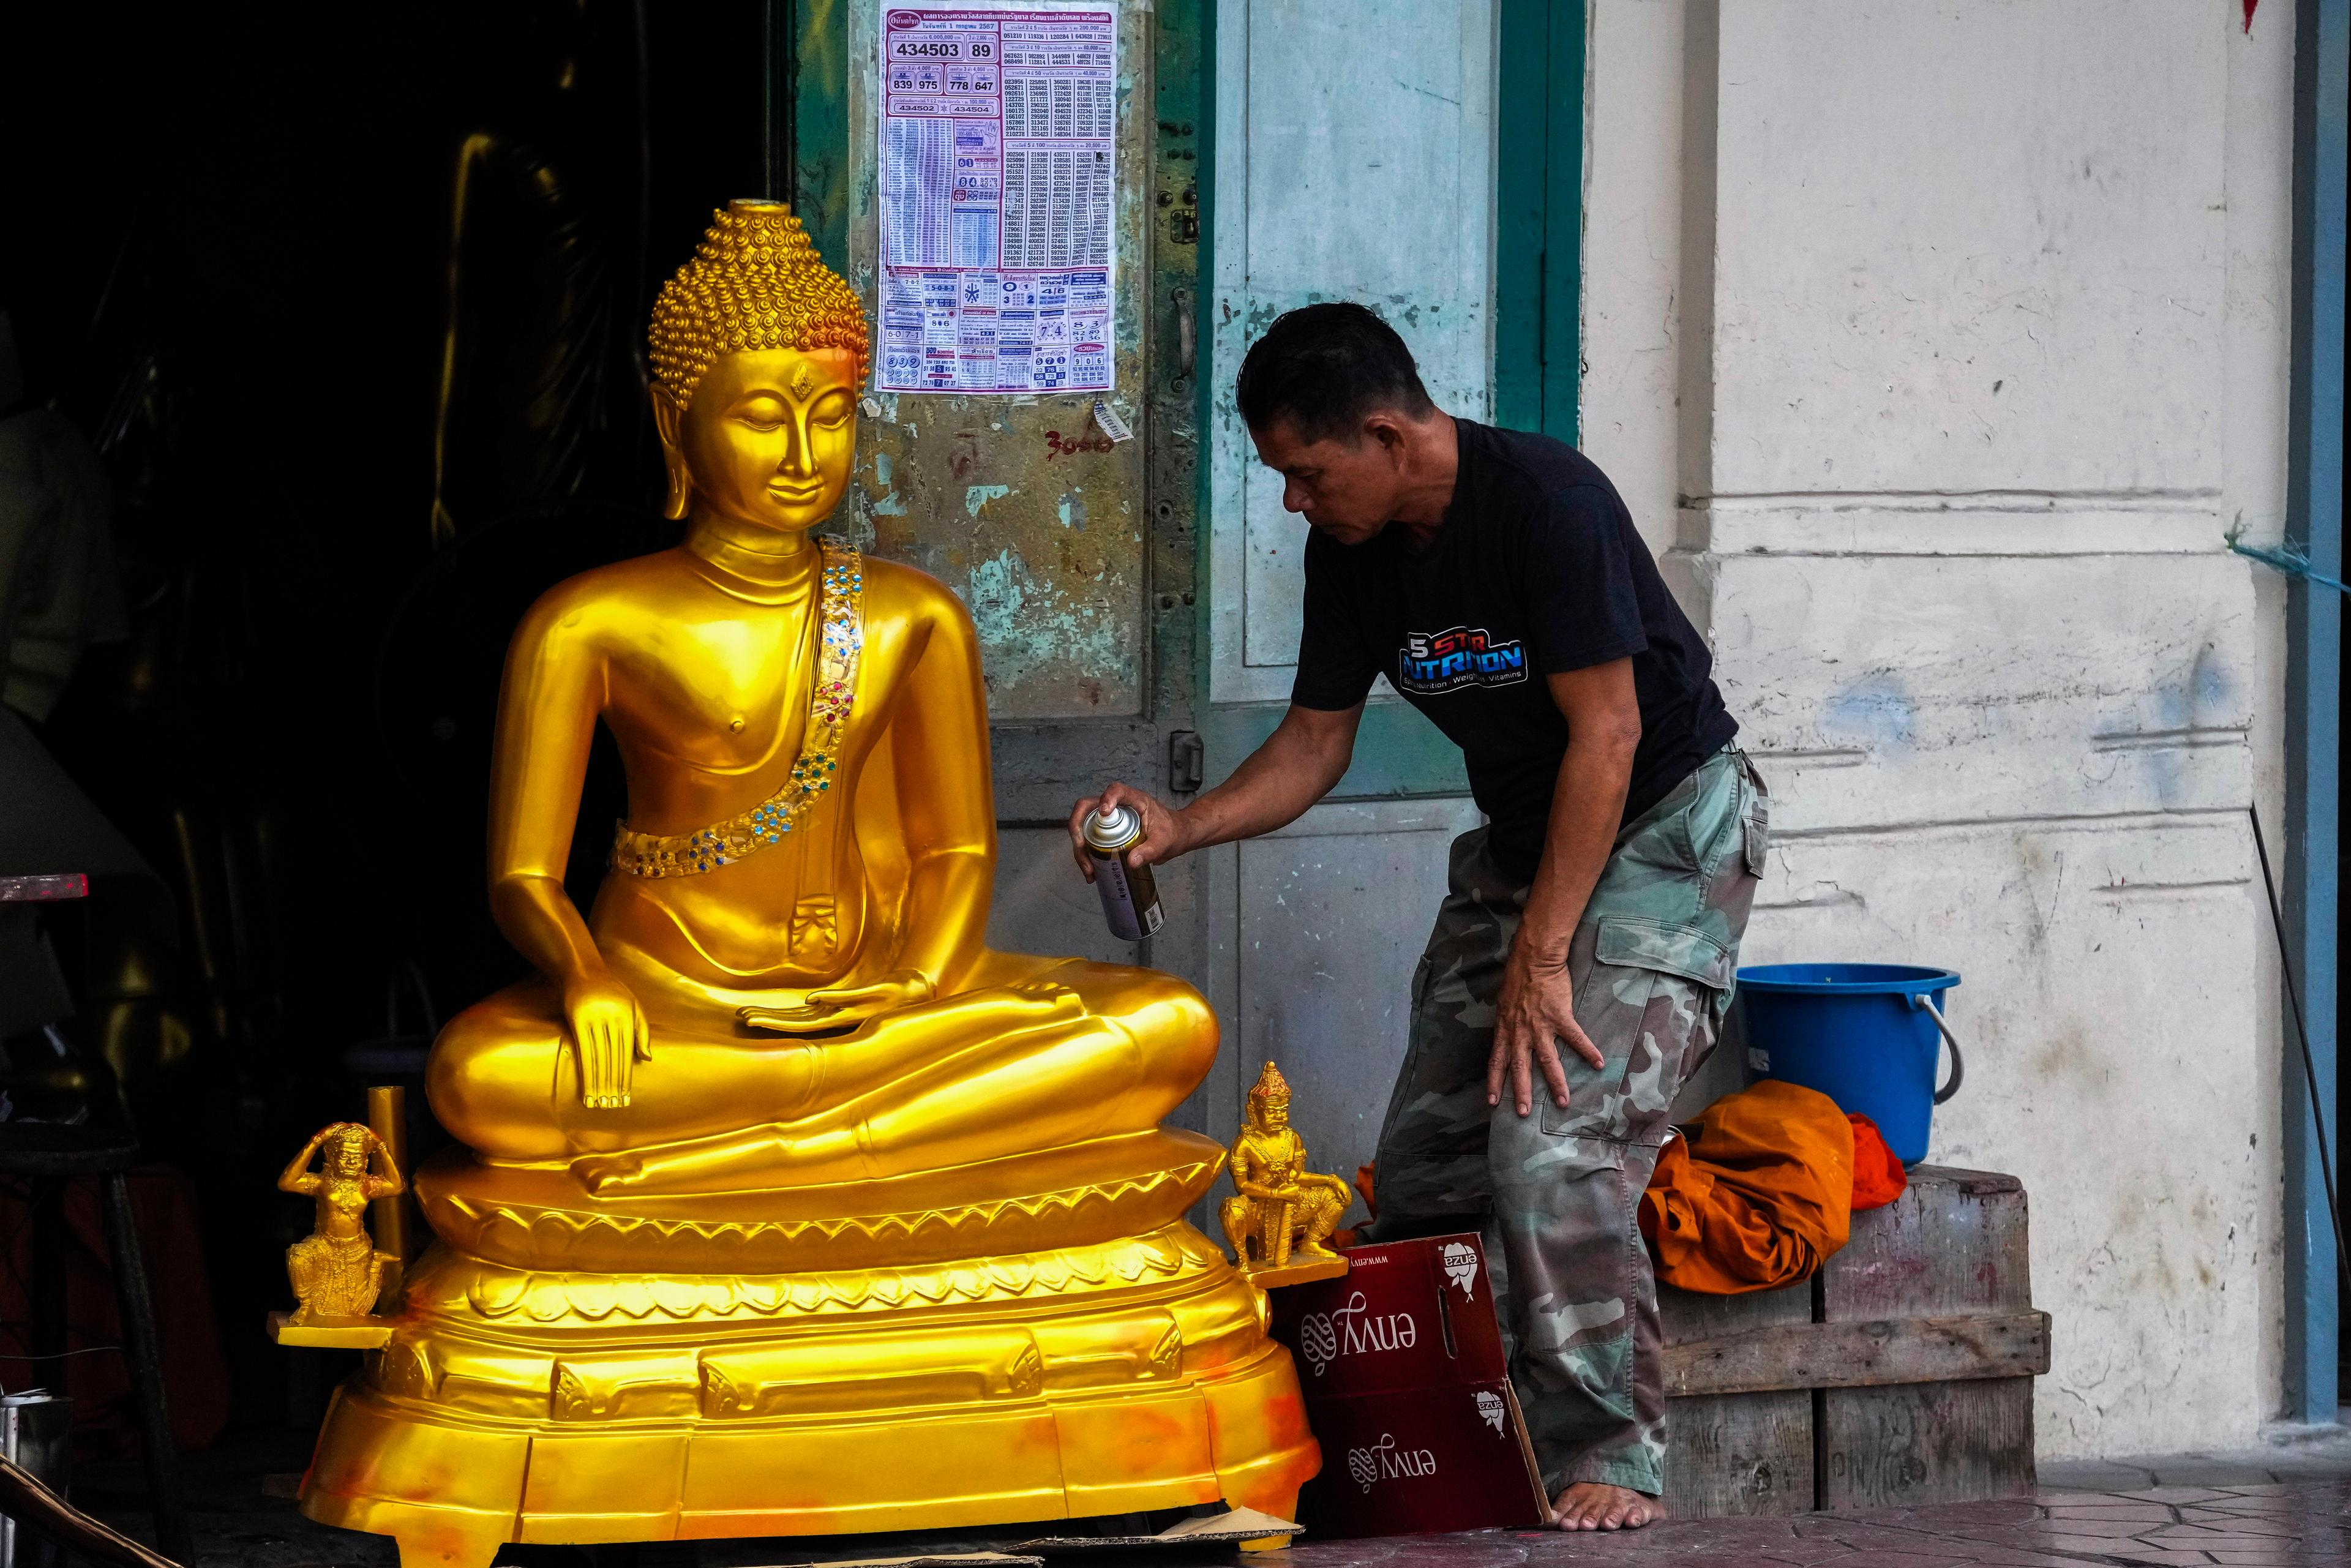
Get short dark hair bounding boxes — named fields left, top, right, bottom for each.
left=1234, top=302, right=1434, bottom=444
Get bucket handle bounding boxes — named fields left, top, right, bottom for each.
left=1909, top=992, right=1966, bottom=1105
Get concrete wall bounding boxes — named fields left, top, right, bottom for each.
left=1581, top=0, right=2300, bottom=1458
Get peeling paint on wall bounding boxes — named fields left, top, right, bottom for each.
left=964, top=546, right=1132, bottom=705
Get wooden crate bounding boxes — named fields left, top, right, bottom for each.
left=1659, top=1166, right=2049, bottom=1517
left=1659, top=1278, right=1815, bottom=1516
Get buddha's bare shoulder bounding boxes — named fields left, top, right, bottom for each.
left=509, top=549, right=706, bottom=647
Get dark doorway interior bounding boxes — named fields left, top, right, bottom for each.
left=1, top=0, right=774, bottom=1439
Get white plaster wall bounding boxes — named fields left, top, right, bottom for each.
left=1579, top=0, right=1684, bottom=566
left=1581, top=0, right=2299, bottom=1457
left=2221, top=0, right=2300, bottom=1423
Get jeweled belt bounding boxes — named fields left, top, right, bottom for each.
left=610, top=538, right=864, bottom=879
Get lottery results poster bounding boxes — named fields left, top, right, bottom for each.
left=878, top=6, right=1117, bottom=394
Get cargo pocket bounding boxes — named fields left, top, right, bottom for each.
left=1741, top=787, right=1771, bottom=879
left=1734, top=750, right=1772, bottom=878
left=1541, top=915, right=1734, bottom=1145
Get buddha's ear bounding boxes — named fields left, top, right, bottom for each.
left=651, top=383, right=692, bottom=520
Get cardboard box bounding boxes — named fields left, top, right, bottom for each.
left=1270, top=1236, right=1548, bottom=1538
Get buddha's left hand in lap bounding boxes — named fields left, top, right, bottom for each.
left=738, top=968, right=936, bottom=1033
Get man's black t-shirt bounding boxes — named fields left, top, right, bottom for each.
left=1291, top=420, right=1738, bottom=885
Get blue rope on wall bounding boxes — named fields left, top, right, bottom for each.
left=2228, top=526, right=2351, bottom=596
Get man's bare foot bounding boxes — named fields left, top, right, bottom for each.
left=1550, top=1482, right=1665, bottom=1531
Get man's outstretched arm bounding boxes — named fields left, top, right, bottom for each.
left=1068, top=701, right=1365, bottom=876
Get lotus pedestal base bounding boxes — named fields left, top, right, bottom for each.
left=298, top=1139, right=1319, bottom=1567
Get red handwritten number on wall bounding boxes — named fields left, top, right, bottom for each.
left=1044, top=429, right=1117, bottom=459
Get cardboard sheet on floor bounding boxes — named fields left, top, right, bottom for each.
left=775, top=1507, right=1303, bottom=1564
left=1021, top=1509, right=1304, bottom=1552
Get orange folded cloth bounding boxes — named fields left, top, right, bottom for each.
left=1639, top=1079, right=1855, bottom=1294
left=1848, top=1112, right=1908, bottom=1211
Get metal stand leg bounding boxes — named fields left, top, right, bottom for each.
left=29, top=1176, right=67, bottom=1385
left=24, top=1181, right=69, bottom=1567
left=98, top=1172, right=190, bottom=1562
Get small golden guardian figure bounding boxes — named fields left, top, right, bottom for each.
left=276, top=1122, right=404, bottom=1336
left=1223, top=1063, right=1354, bottom=1286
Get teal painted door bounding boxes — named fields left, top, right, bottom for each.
left=781, top=0, right=1580, bottom=1198
left=1201, top=0, right=1489, bottom=800
left=1187, top=0, right=1580, bottom=1198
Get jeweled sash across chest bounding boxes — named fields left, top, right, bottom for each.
left=609, top=538, right=864, bottom=878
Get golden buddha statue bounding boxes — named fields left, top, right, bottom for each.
left=1221, top=1064, right=1353, bottom=1286
left=298, top=202, right=1316, bottom=1567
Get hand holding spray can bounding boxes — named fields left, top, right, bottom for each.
left=1084, top=803, right=1164, bottom=941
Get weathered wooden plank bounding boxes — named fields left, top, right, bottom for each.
left=1660, top=1278, right=1812, bottom=1343
left=1662, top=1391, right=1815, bottom=1519
left=1819, top=1165, right=2039, bottom=1508
left=1665, top=1311, right=2052, bottom=1397
left=1660, top=1281, right=1813, bottom=1517
left=1822, top=1166, right=2033, bottom=1318
left=1819, top=1378, right=2037, bottom=1509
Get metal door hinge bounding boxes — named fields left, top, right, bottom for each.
left=1168, top=730, right=1204, bottom=795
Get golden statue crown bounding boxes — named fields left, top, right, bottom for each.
left=1247, top=1061, right=1292, bottom=1108
left=649, top=200, right=871, bottom=408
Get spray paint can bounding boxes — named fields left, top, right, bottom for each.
left=1084, top=803, right=1164, bottom=941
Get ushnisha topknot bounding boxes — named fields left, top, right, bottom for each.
left=649, top=200, right=870, bottom=408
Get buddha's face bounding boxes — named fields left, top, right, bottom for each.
left=329, top=1136, right=369, bottom=1177
left=1259, top=1096, right=1291, bottom=1131
left=659, top=347, right=860, bottom=535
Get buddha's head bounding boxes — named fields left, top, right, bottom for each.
left=648, top=200, right=871, bottom=533
left=1247, top=1061, right=1293, bottom=1132
left=326, top=1124, right=372, bottom=1179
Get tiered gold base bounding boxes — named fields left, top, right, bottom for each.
left=299, top=1135, right=1320, bottom=1567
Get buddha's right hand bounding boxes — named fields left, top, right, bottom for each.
left=562, top=971, right=650, bottom=1109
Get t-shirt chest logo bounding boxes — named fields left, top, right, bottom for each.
left=1398, top=625, right=1528, bottom=695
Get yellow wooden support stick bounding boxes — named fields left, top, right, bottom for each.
left=366, top=1084, right=410, bottom=1305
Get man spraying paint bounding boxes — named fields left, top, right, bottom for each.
left=1069, top=304, right=1768, bottom=1531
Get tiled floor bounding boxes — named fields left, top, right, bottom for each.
left=1257, top=1439, right=2351, bottom=1568
left=1267, top=1482, right=2351, bottom=1567
left=66, top=1432, right=2351, bottom=1567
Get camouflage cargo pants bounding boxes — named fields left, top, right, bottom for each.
left=1362, top=746, right=1767, bottom=1497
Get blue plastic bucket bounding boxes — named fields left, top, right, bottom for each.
left=1732, top=964, right=1964, bottom=1165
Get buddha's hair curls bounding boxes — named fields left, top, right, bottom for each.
left=649, top=201, right=870, bottom=407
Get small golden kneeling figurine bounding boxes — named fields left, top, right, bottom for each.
left=1222, top=1063, right=1354, bottom=1286
left=272, top=1122, right=403, bottom=1345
